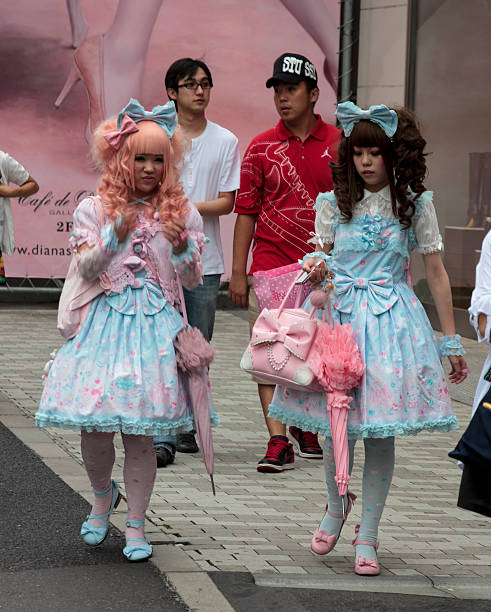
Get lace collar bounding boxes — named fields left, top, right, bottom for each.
left=362, top=184, right=391, bottom=203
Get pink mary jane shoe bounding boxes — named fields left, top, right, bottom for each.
left=352, top=524, right=380, bottom=576
left=311, top=491, right=356, bottom=555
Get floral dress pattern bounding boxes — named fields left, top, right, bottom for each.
left=269, top=186, right=458, bottom=439
left=36, top=197, right=219, bottom=436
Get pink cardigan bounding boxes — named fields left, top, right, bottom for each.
left=58, top=196, right=205, bottom=339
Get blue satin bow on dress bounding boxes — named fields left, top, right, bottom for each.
left=334, top=267, right=398, bottom=315
left=118, top=98, right=178, bottom=138
left=335, top=101, right=398, bottom=138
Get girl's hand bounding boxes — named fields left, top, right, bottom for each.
left=478, top=312, right=488, bottom=338
left=448, top=355, right=469, bottom=384
left=162, top=220, right=188, bottom=254
left=302, top=258, right=327, bottom=284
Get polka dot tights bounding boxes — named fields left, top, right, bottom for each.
left=81, top=430, right=156, bottom=545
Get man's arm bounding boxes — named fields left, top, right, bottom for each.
left=192, top=191, right=236, bottom=217
left=0, top=175, right=39, bottom=198
left=228, top=213, right=256, bottom=308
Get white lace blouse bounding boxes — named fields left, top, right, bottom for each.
left=314, top=185, right=443, bottom=254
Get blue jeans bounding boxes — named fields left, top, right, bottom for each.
left=153, top=435, right=177, bottom=457
left=182, top=273, right=221, bottom=342
left=154, top=274, right=220, bottom=449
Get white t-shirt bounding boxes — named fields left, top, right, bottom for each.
left=180, top=121, right=240, bottom=275
left=0, top=151, right=29, bottom=255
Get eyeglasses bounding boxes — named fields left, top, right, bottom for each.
left=177, top=79, right=212, bottom=91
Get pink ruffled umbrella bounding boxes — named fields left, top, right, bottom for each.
left=307, top=291, right=365, bottom=497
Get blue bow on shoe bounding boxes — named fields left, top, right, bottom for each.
left=118, top=98, right=178, bottom=138
left=334, top=267, right=398, bottom=315
left=335, top=101, right=398, bottom=138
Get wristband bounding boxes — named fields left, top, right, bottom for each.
left=170, top=236, right=198, bottom=266
left=100, top=220, right=126, bottom=254
left=439, top=334, right=465, bottom=357
left=298, top=251, right=332, bottom=267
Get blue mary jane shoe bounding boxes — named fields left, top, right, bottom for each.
left=123, top=519, right=153, bottom=562
left=80, top=480, right=121, bottom=546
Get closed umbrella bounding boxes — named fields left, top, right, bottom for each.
left=174, top=325, right=217, bottom=494
left=307, top=290, right=365, bottom=497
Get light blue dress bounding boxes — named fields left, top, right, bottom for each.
left=36, top=199, right=219, bottom=436
left=268, top=186, right=458, bottom=439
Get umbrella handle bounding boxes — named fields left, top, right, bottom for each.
left=176, top=276, right=189, bottom=325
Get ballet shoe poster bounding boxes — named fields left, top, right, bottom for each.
left=0, top=0, right=339, bottom=278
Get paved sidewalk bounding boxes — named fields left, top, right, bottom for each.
left=0, top=307, right=490, bottom=600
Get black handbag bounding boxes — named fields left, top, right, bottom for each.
left=449, top=386, right=491, bottom=517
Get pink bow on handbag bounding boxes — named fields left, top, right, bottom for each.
left=104, top=115, right=140, bottom=150
left=240, top=270, right=330, bottom=392
left=251, top=310, right=318, bottom=360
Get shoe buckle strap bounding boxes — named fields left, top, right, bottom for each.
left=126, top=519, right=145, bottom=528
left=93, top=481, right=114, bottom=496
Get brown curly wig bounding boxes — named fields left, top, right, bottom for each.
left=330, top=107, right=427, bottom=229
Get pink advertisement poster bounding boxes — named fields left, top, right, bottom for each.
left=1, top=0, right=339, bottom=279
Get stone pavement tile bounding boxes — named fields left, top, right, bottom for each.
left=471, top=567, right=491, bottom=576
left=0, top=402, right=19, bottom=415
left=214, top=565, right=249, bottom=572
left=304, top=566, right=337, bottom=575
left=290, top=557, right=331, bottom=568
left=0, top=413, right=35, bottom=427
left=276, top=566, right=308, bottom=574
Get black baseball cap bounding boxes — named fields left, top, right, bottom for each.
left=266, top=53, right=318, bottom=88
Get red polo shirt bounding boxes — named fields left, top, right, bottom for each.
left=235, top=115, right=339, bottom=274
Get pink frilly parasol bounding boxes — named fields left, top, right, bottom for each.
left=174, top=326, right=217, bottom=495
left=307, top=290, right=365, bottom=496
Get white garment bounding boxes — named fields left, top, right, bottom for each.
left=469, top=230, right=491, bottom=417
left=0, top=151, right=29, bottom=255
left=180, top=121, right=240, bottom=275
left=315, top=185, right=443, bottom=254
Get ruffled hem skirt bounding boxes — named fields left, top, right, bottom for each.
left=269, top=282, right=458, bottom=440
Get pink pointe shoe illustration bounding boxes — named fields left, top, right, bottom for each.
left=55, top=35, right=106, bottom=141
left=311, top=490, right=356, bottom=555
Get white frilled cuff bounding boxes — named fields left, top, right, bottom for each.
left=469, top=293, right=491, bottom=344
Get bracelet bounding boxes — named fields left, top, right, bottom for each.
left=298, top=251, right=332, bottom=267
left=439, top=334, right=466, bottom=357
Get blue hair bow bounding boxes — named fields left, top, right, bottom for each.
left=335, top=101, right=398, bottom=138
left=117, top=98, right=178, bottom=138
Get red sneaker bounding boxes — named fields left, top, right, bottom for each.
left=289, top=426, right=323, bottom=459
left=257, top=436, right=295, bottom=473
